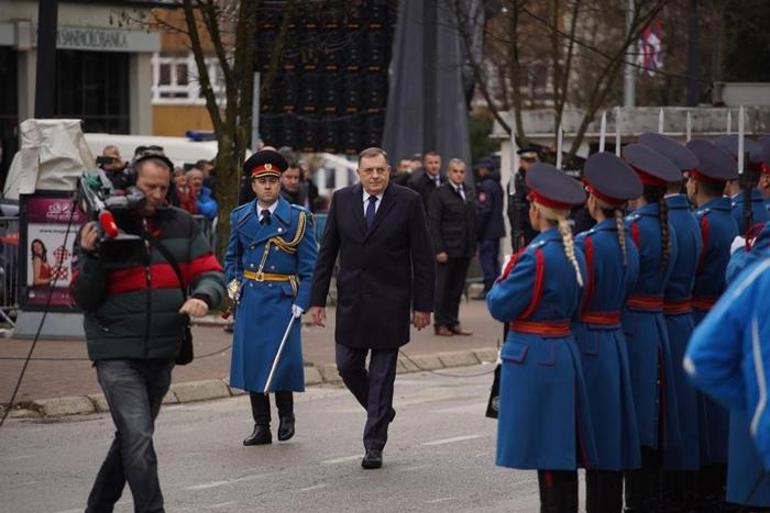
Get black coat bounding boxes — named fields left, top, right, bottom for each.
left=407, top=169, right=444, bottom=212
left=428, top=182, right=478, bottom=258
left=310, top=183, right=435, bottom=349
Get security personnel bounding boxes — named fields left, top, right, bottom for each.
left=639, top=133, right=703, bottom=509
left=506, top=147, right=539, bottom=251
left=715, top=135, right=769, bottom=232
left=685, top=257, right=770, bottom=510
left=487, top=163, right=597, bottom=513
left=474, top=157, right=505, bottom=299
left=574, top=152, right=642, bottom=513
left=621, top=143, right=682, bottom=513
left=685, top=139, right=740, bottom=508
left=225, top=150, right=318, bottom=446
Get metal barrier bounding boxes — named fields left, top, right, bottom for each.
left=0, top=216, right=19, bottom=326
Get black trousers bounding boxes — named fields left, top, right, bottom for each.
left=434, top=256, right=470, bottom=328
left=335, top=344, right=398, bottom=450
left=86, top=359, right=173, bottom=513
left=249, top=391, right=293, bottom=425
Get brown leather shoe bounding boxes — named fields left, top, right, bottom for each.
left=450, top=325, right=473, bottom=336
left=434, top=325, right=454, bottom=336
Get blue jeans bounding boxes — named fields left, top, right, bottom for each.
left=86, top=359, right=173, bottom=513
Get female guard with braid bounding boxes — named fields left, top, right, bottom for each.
left=573, top=153, right=643, bottom=512
left=487, top=163, right=596, bottom=513
left=620, top=144, right=683, bottom=513
left=639, top=132, right=703, bottom=509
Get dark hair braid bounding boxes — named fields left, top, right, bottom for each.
left=642, top=185, right=670, bottom=273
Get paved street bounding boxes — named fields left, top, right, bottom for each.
left=0, top=365, right=558, bottom=513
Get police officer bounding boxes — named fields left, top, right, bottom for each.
left=685, top=139, right=740, bottom=509
left=639, top=133, right=703, bottom=510
left=685, top=257, right=770, bottom=510
left=506, top=147, right=539, bottom=251
left=487, top=163, right=597, bottom=513
left=621, top=144, right=682, bottom=513
left=574, top=152, right=642, bottom=512
left=225, top=150, right=318, bottom=446
left=474, top=157, right=505, bottom=299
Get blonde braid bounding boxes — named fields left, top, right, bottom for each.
left=614, top=208, right=628, bottom=267
left=557, top=217, right=584, bottom=287
left=658, top=197, right=671, bottom=273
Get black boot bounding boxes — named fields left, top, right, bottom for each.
left=278, top=414, right=295, bottom=441
left=538, top=470, right=578, bottom=513
left=243, top=424, right=272, bottom=446
left=587, top=470, right=622, bottom=513
left=625, top=469, right=650, bottom=513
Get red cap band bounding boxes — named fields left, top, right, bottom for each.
left=527, top=190, right=575, bottom=210
left=250, top=163, right=282, bottom=178
left=686, top=169, right=726, bottom=185
left=583, top=182, right=627, bottom=206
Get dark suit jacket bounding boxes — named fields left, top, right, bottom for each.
left=428, top=182, right=478, bottom=258
left=407, top=169, right=444, bottom=212
left=310, top=183, right=435, bottom=349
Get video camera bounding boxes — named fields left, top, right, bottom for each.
left=77, top=169, right=147, bottom=267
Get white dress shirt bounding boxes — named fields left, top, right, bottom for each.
left=362, top=190, right=384, bottom=215
left=257, top=201, right=279, bottom=223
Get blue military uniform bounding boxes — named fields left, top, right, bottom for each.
left=640, top=133, right=704, bottom=471
left=685, top=257, right=770, bottom=508
left=225, top=150, right=318, bottom=446
left=731, top=189, right=769, bottom=230
left=487, top=163, right=595, bottom=513
left=574, top=152, right=643, bottom=513
left=226, top=197, right=317, bottom=392
left=574, top=153, right=642, bottom=472
left=687, top=140, right=741, bottom=468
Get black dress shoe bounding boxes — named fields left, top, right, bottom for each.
left=361, top=449, right=383, bottom=469
left=243, top=424, right=272, bottom=446
left=388, top=408, right=396, bottom=423
left=277, top=414, right=295, bottom=441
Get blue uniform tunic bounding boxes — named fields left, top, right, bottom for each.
left=487, top=228, right=598, bottom=470
left=727, top=221, right=770, bottom=285
left=686, top=258, right=770, bottom=507
left=225, top=197, right=317, bottom=393
left=662, top=193, right=702, bottom=470
left=623, top=203, right=681, bottom=451
left=693, top=197, right=739, bottom=464
left=574, top=220, right=641, bottom=470
left=731, top=189, right=770, bottom=232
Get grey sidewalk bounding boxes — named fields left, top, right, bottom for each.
left=0, top=300, right=502, bottom=419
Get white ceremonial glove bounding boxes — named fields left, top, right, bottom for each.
left=730, top=235, right=746, bottom=254
left=291, top=304, right=304, bottom=319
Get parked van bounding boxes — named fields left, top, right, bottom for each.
left=84, top=133, right=223, bottom=168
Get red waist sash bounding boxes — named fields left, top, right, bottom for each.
left=626, top=294, right=664, bottom=312
left=579, top=311, right=621, bottom=325
left=509, top=319, right=571, bottom=337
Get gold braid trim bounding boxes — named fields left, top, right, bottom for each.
left=269, top=210, right=307, bottom=254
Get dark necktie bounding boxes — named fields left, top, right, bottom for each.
left=456, top=184, right=465, bottom=201
left=365, top=195, right=377, bottom=230
left=260, top=209, right=271, bottom=226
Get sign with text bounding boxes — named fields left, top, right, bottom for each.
left=19, top=192, right=86, bottom=312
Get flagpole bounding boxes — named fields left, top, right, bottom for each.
left=615, top=107, right=622, bottom=157
left=738, top=106, right=745, bottom=175
left=686, top=111, right=692, bottom=142
left=623, top=0, right=636, bottom=107
left=726, top=110, right=732, bottom=135
left=599, top=111, right=607, bottom=153
left=658, top=108, right=664, bottom=133
left=556, top=125, right=563, bottom=169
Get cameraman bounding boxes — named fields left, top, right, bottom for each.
left=72, top=154, right=225, bottom=513
left=98, top=145, right=133, bottom=190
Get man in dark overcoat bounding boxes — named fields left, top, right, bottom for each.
left=309, top=147, right=435, bottom=469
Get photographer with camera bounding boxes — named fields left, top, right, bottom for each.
left=72, top=153, right=225, bottom=513
left=97, top=145, right=133, bottom=190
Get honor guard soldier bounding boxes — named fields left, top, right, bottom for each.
left=715, top=135, right=770, bottom=231
left=487, top=163, right=597, bottom=513
left=639, top=133, right=703, bottom=510
left=225, top=150, right=318, bottom=446
left=621, top=144, right=683, bottom=513
left=685, top=139, right=740, bottom=509
left=574, top=152, right=642, bottom=513
left=685, top=257, right=770, bottom=510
